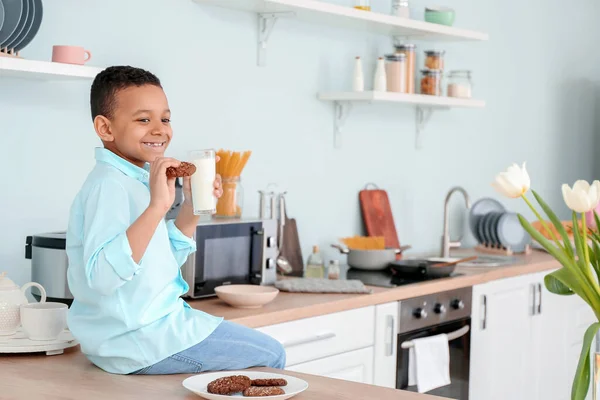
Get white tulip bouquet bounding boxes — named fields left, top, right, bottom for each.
left=493, top=163, right=600, bottom=400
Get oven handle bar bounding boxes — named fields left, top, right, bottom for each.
left=400, top=325, right=470, bottom=349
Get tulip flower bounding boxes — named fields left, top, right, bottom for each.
left=492, top=162, right=531, bottom=198
left=562, top=180, right=600, bottom=213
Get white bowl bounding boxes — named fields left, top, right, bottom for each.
left=214, top=285, right=279, bottom=309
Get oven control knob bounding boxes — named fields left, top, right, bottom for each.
left=451, top=299, right=465, bottom=310
left=267, top=236, right=277, bottom=248
left=266, top=258, right=275, bottom=269
left=413, top=308, right=427, bottom=319
left=434, top=303, right=446, bottom=314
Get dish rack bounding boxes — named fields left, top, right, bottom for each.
left=475, top=243, right=532, bottom=256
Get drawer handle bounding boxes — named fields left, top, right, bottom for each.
left=281, top=332, right=337, bottom=348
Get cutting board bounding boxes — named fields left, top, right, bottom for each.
left=280, top=211, right=304, bottom=277
left=359, top=185, right=402, bottom=258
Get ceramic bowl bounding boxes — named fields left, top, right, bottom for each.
left=424, top=6, right=455, bottom=26
left=215, top=285, right=279, bottom=309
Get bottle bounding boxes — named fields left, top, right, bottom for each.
left=305, top=245, right=325, bottom=278
left=352, top=56, right=364, bottom=92
left=327, top=260, right=341, bottom=280
left=373, top=57, right=387, bottom=92
left=391, top=0, right=410, bottom=18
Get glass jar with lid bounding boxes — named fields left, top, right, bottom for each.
left=384, top=53, right=406, bottom=93
left=394, top=44, right=416, bottom=93
left=420, top=69, right=442, bottom=96
left=424, top=50, right=445, bottom=70
left=447, top=70, right=472, bottom=98
left=354, top=0, right=371, bottom=11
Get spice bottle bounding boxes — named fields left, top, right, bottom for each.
left=327, top=260, right=341, bottom=280
left=373, top=57, right=387, bottom=92
left=394, top=44, right=416, bottom=93
left=305, top=245, right=325, bottom=278
left=384, top=53, right=406, bottom=93
left=352, top=56, right=364, bottom=92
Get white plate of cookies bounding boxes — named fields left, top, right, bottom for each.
left=182, top=371, right=309, bottom=399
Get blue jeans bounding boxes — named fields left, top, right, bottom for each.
left=133, top=321, right=286, bottom=375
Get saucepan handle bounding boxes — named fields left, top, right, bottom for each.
left=331, top=244, right=350, bottom=254
left=394, top=245, right=412, bottom=254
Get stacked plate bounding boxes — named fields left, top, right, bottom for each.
left=469, top=198, right=531, bottom=253
left=0, top=0, right=43, bottom=53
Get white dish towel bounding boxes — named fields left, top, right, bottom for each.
left=408, top=333, right=451, bottom=393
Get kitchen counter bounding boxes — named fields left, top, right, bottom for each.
left=189, top=250, right=559, bottom=328
left=0, top=348, right=449, bottom=400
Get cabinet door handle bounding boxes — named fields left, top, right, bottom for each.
left=531, top=283, right=537, bottom=316
left=481, top=295, right=487, bottom=330
left=385, top=315, right=394, bottom=357
left=537, top=283, right=542, bottom=314
left=281, top=332, right=336, bottom=348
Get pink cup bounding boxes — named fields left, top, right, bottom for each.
left=51, top=45, right=92, bottom=65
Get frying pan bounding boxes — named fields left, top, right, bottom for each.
left=331, top=244, right=412, bottom=271
left=389, top=259, right=456, bottom=279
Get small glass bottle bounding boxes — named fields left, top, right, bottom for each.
left=391, top=0, right=410, bottom=18
left=354, top=0, right=371, bottom=11
left=327, top=260, right=341, bottom=280
left=216, top=176, right=243, bottom=218
left=447, top=70, right=473, bottom=98
left=420, top=69, right=442, bottom=96
left=373, top=57, right=387, bottom=92
left=305, top=245, right=325, bottom=278
left=352, top=56, right=364, bottom=92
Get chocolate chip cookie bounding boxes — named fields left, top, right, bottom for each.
left=166, top=161, right=196, bottom=178
left=251, top=379, right=287, bottom=387
left=206, top=375, right=251, bottom=395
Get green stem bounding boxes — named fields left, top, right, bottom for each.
left=522, top=194, right=565, bottom=251
left=582, top=215, right=591, bottom=268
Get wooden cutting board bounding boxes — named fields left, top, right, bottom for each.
left=359, top=185, right=402, bottom=258
left=280, top=211, right=304, bottom=277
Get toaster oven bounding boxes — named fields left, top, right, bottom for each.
left=181, top=218, right=279, bottom=299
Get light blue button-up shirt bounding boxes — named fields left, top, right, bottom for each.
left=66, top=148, right=223, bottom=374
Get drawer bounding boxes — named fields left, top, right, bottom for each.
left=286, top=347, right=374, bottom=385
left=256, top=306, right=375, bottom=366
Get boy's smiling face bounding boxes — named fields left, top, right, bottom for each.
left=95, top=84, right=172, bottom=168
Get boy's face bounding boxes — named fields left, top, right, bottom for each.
left=95, top=84, right=172, bottom=167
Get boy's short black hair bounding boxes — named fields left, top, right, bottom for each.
left=90, top=66, right=162, bottom=120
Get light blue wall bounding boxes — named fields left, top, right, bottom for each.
left=2, top=0, right=600, bottom=284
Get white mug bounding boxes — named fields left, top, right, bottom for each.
left=20, top=302, right=67, bottom=341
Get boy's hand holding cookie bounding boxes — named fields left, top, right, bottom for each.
left=148, top=157, right=181, bottom=215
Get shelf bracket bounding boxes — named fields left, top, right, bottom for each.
left=415, top=106, right=434, bottom=150
left=257, top=12, right=295, bottom=67
left=333, top=101, right=353, bottom=148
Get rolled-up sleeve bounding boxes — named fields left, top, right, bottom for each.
left=166, top=220, right=196, bottom=267
left=82, top=180, right=141, bottom=296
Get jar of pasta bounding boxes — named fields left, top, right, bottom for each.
left=420, top=69, right=442, bottom=96
left=424, top=50, right=445, bottom=70
left=216, top=176, right=244, bottom=218
left=394, top=44, right=416, bottom=93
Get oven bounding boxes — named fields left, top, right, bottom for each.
left=396, top=287, right=472, bottom=399
left=180, top=218, right=279, bottom=298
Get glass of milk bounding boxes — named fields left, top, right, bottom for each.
left=189, top=149, right=216, bottom=215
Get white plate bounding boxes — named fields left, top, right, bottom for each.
left=182, top=371, right=308, bottom=400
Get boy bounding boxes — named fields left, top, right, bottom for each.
left=66, top=66, right=286, bottom=375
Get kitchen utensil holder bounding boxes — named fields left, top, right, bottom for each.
left=475, top=243, right=532, bottom=256
left=0, top=47, right=20, bottom=58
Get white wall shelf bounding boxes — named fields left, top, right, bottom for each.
left=193, top=0, right=489, bottom=66
left=0, top=57, right=103, bottom=80
left=317, top=91, right=486, bottom=149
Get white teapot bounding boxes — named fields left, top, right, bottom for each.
left=0, top=272, right=47, bottom=335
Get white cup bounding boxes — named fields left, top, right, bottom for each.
left=189, top=149, right=216, bottom=216
left=20, top=302, right=67, bottom=341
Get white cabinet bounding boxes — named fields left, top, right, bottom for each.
left=286, top=347, right=374, bottom=384
left=372, top=301, right=399, bottom=388
left=470, top=270, right=596, bottom=400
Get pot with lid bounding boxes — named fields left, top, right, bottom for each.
left=0, top=272, right=47, bottom=335
left=25, top=232, right=72, bottom=305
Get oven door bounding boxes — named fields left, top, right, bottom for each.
left=192, top=222, right=265, bottom=297
left=396, top=318, right=471, bottom=399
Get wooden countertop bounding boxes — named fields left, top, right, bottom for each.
left=0, top=348, right=449, bottom=400
left=189, top=250, right=559, bottom=328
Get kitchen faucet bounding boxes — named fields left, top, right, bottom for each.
left=441, top=186, right=471, bottom=258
